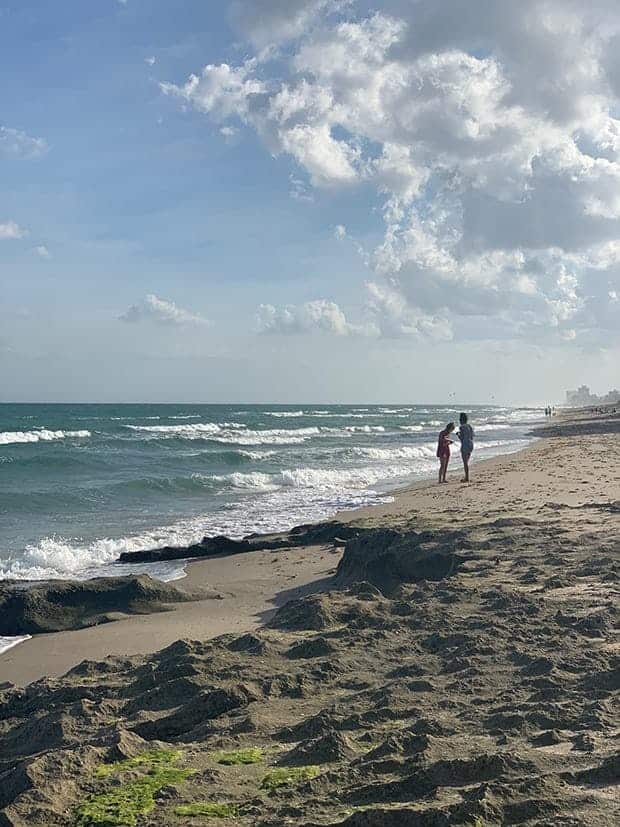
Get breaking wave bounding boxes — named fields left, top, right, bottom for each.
left=0, top=429, right=91, bottom=446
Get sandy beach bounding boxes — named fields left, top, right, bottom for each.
left=3, top=412, right=617, bottom=686
left=1, top=411, right=618, bottom=825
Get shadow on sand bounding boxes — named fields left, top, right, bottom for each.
left=255, top=574, right=336, bottom=626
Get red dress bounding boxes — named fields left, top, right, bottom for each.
left=437, top=429, right=451, bottom=459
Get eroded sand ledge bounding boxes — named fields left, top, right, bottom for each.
left=0, top=412, right=618, bottom=825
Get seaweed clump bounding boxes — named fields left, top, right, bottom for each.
left=260, top=765, right=321, bottom=791
left=212, top=747, right=264, bottom=766
left=76, top=749, right=194, bottom=826
left=175, top=802, right=239, bottom=819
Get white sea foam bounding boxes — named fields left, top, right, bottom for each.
left=0, top=429, right=91, bottom=446
left=216, top=471, right=280, bottom=491
left=265, top=410, right=305, bottom=417
left=310, top=412, right=394, bottom=418
left=344, top=425, right=386, bottom=433
left=475, top=438, right=529, bottom=451
left=352, top=444, right=436, bottom=461
left=475, top=423, right=508, bottom=432
left=126, top=422, right=222, bottom=435
left=211, top=462, right=432, bottom=493
left=125, top=422, right=324, bottom=445
left=0, top=532, right=191, bottom=582
left=0, top=635, right=32, bottom=655
left=238, top=449, right=278, bottom=460
left=488, top=409, right=545, bottom=424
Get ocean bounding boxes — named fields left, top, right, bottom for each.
left=0, top=402, right=543, bottom=654
left=0, top=402, right=543, bottom=582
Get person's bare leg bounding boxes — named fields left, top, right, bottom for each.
left=461, top=452, right=470, bottom=483
left=441, top=456, right=449, bottom=482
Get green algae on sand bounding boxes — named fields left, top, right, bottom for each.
left=76, top=750, right=194, bottom=826
left=260, top=765, right=321, bottom=791
left=211, top=747, right=264, bottom=766
left=95, top=748, right=184, bottom=779
left=175, top=802, right=239, bottom=819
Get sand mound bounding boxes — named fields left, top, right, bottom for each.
left=0, top=575, right=205, bottom=635
left=279, top=731, right=357, bottom=766
left=336, top=528, right=472, bottom=593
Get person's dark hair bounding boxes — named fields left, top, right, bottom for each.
left=459, top=412, right=468, bottom=424
left=446, top=421, right=455, bottom=431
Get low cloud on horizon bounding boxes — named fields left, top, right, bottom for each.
left=119, top=294, right=210, bottom=327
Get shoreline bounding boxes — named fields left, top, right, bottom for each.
left=0, top=406, right=538, bottom=583
left=1, top=409, right=617, bottom=686
left=0, top=434, right=535, bottom=655
left=0, top=439, right=536, bottom=684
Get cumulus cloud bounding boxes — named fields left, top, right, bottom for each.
left=365, top=282, right=453, bottom=341
left=119, top=294, right=209, bottom=327
left=256, top=299, right=364, bottom=336
left=164, top=0, right=620, bottom=343
left=161, top=61, right=265, bottom=121
left=0, top=126, right=48, bottom=160
left=0, top=221, right=27, bottom=240
left=34, top=245, right=51, bottom=259
left=255, top=288, right=451, bottom=340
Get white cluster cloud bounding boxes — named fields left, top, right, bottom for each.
left=256, top=287, right=451, bottom=341
left=164, top=0, right=620, bottom=343
left=0, top=221, right=27, bottom=240
left=0, top=126, right=48, bottom=160
left=256, top=299, right=363, bottom=336
left=119, top=294, right=209, bottom=327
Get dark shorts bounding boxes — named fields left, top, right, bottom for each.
left=461, top=448, right=472, bottom=457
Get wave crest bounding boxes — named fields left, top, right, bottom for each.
left=0, top=429, right=91, bottom=446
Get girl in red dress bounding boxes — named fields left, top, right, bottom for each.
left=437, top=422, right=455, bottom=484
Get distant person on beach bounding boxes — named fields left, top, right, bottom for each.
left=437, top=422, right=455, bottom=484
left=457, top=412, right=474, bottom=482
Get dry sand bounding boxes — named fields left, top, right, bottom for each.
left=0, top=411, right=618, bottom=825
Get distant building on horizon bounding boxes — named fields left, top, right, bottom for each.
left=565, top=385, right=620, bottom=407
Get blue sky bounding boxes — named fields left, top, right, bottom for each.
left=1, top=1, right=619, bottom=403
left=2, top=2, right=367, bottom=309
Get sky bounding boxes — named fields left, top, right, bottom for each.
left=1, top=0, right=619, bottom=405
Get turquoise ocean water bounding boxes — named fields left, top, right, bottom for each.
left=0, top=402, right=543, bottom=585
left=0, top=402, right=543, bottom=654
